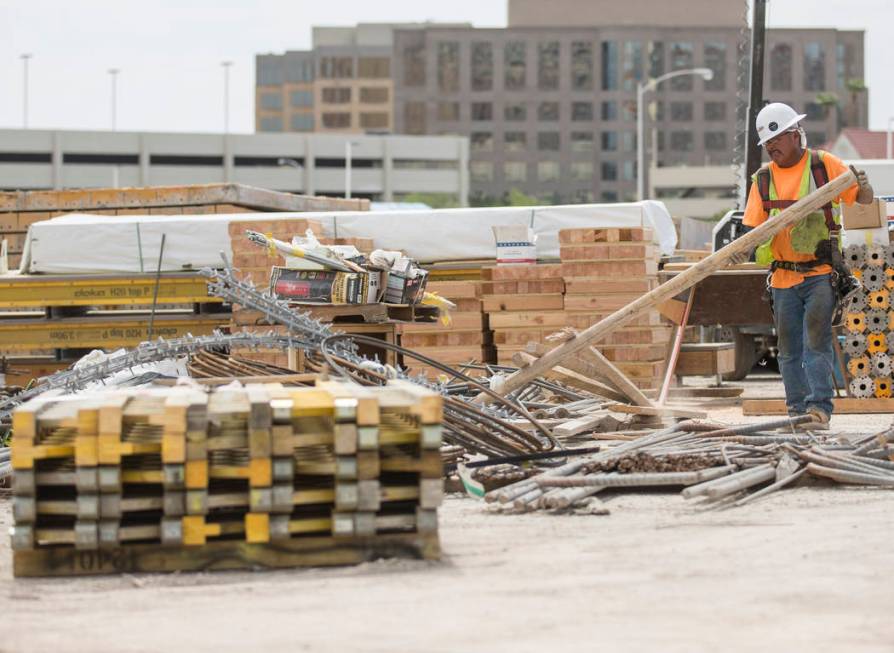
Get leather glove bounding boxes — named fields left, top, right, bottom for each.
left=849, top=165, right=872, bottom=194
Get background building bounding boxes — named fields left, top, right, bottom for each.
left=255, top=1, right=868, bottom=206
left=0, top=129, right=470, bottom=205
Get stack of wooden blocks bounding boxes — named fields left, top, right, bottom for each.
left=558, top=227, right=671, bottom=390
left=398, top=279, right=490, bottom=378
left=10, top=380, right=442, bottom=577
left=479, top=265, right=566, bottom=367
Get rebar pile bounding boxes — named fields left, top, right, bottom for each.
left=480, top=418, right=894, bottom=513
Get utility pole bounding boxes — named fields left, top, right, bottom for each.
left=743, top=0, right=767, bottom=203
left=108, top=68, right=120, bottom=130
left=20, top=54, right=32, bottom=129
left=221, top=61, right=233, bottom=134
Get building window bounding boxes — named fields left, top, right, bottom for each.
left=601, top=161, right=618, bottom=181
left=472, top=42, right=494, bottom=91
left=836, top=42, right=857, bottom=90
left=621, top=100, right=637, bottom=122
left=321, top=112, right=351, bottom=129
left=360, top=112, right=388, bottom=129
left=471, top=161, right=494, bottom=182
left=471, top=132, right=493, bottom=152
left=257, top=57, right=284, bottom=85
left=622, top=41, right=643, bottom=91
left=669, top=42, right=694, bottom=90
left=538, top=101, right=559, bottom=121
left=360, top=87, right=389, bottom=104
left=358, top=57, right=390, bottom=79
left=574, top=190, right=595, bottom=203
left=804, top=42, right=826, bottom=91
left=571, top=131, right=594, bottom=152
left=320, top=57, right=353, bottom=79
left=404, top=102, right=426, bottom=135
left=437, top=102, right=460, bottom=121
left=601, top=132, right=618, bottom=151
left=403, top=40, right=426, bottom=86
left=504, top=41, right=526, bottom=90
left=705, top=131, right=727, bottom=150
left=505, top=131, right=527, bottom=152
left=621, top=131, right=636, bottom=152
left=538, top=161, right=560, bottom=182
left=601, top=101, right=618, bottom=121
left=650, top=100, right=665, bottom=121
left=504, top=162, right=527, bottom=183
left=438, top=42, right=461, bottom=93
left=471, top=102, right=493, bottom=121
left=572, top=102, right=593, bottom=121
left=704, top=101, right=726, bottom=121
left=571, top=41, right=593, bottom=90
left=260, top=92, right=283, bottom=110
left=807, top=131, right=827, bottom=146
left=571, top=161, right=594, bottom=181
left=285, top=58, right=314, bottom=83
left=805, top=102, right=828, bottom=121
left=670, top=131, right=694, bottom=151
left=601, top=190, right=618, bottom=202
left=505, top=103, right=527, bottom=121
left=621, top=160, right=635, bottom=181
left=670, top=101, right=693, bottom=122
left=648, top=41, right=664, bottom=78
left=538, top=41, right=560, bottom=90
left=770, top=43, right=793, bottom=91
left=538, top=132, right=560, bottom=151
left=704, top=42, right=726, bottom=90
left=290, top=114, right=314, bottom=131
left=259, top=116, right=283, bottom=132
left=290, top=90, right=313, bottom=107
left=601, top=41, right=618, bottom=90
left=321, top=87, right=351, bottom=104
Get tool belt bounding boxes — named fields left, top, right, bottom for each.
left=769, top=259, right=828, bottom=273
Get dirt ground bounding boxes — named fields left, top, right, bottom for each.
left=3, top=374, right=893, bottom=653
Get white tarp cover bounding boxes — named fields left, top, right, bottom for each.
left=22, top=201, right=676, bottom=274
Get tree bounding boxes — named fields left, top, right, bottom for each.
left=398, top=193, right=460, bottom=209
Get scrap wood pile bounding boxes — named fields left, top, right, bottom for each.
left=10, top=380, right=443, bottom=576
left=479, top=417, right=894, bottom=514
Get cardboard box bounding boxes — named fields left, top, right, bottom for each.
left=384, top=269, right=428, bottom=304
left=841, top=226, right=890, bottom=249
left=842, top=199, right=885, bottom=230
left=492, top=225, right=536, bottom=265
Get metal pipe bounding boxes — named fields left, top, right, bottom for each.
left=806, top=463, right=894, bottom=486
left=538, top=465, right=735, bottom=488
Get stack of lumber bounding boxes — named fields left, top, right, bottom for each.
left=0, top=183, right=367, bottom=271
left=398, top=279, right=490, bottom=378
left=9, top=379, right=441, bottom=577
left=558, top=227, right=671, bottom=390
left=480, top=264, right=565, bottom=366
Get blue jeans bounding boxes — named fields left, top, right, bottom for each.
left=772, top=274, right=836, bottom=416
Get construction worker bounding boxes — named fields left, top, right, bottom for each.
left=742, top=102, right=873, bottom=429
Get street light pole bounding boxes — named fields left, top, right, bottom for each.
left=108, top=68, right=120, bottom=130
left=221, top=61, right=233, bottom=134
left=636, top=67, right=713, bottom=201
left=20, top=54, right=32, bottom=129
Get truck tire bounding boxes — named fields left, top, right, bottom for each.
left=726, top=328, right=759, bottom=381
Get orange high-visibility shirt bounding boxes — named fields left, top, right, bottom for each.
left=742, top=150, right=859, bottom=289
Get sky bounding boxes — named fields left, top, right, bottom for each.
left=1, top=0, right=892, bottom=134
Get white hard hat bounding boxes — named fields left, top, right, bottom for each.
left=756, top=102, right=806, bottom=146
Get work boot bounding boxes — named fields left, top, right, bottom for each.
left=798, top=407, right=830, bottom=431
left=777, top=414, right=806, bottom=433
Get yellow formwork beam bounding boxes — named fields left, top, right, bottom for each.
left=0, top=273, right=220, bottom=308
left=0, top=314, right=228, bottom=350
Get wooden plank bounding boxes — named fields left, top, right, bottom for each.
left=742, top=398, right=894, bottom=415
left=606, top=403, right=707, bottom=419
left=488, top=311, right=567, bottom=329
left=475, top=169, right=857, bottom=402
left=482, top=264, right=563, bottom=281
left=553, top=412, right=615, bottom=438
left=483, top=294, right=564, bottom=312
left=580, top=347, right=655, bottom=407
left=512, top=351, right=627, bottom=402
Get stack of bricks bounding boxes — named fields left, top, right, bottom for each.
left=558, top=227, right=670, bottom=390
left=10, top=380, right=442, bottom=576
left=479, top=264, right=566, bottom=367
left=398, top=279, right=491, bottom=378
left=228, top=217, right=324, bottom=369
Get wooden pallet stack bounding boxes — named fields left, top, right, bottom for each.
left=398, top=279, right=490, bottom=378
left=10, top=379, right=442, bottom=577
left=558, top=227, right=671, bottom=390
left=480, top=264, right=566, bottom=366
